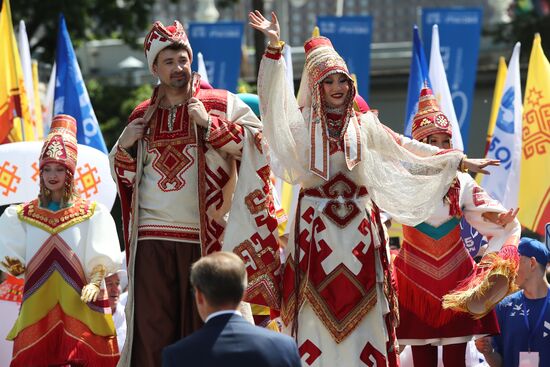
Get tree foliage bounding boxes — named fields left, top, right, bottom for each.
left=10, top=0, right=156, bottom=63
left=489, top=2, right=550, bottom=60
left=86, top=79, right=153, bottom=150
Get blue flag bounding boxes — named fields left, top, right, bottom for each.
left=404, top=26, right=430, bottom=137
left=54, top=15, right=107, bottom=153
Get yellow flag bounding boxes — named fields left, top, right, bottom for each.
left=0, top=0, right=33, bottom=142
left=32, top=60, right=44, bottom=140
left=518, top=34, right=550, bottom=236
left=0, top=0, right=22, bottom=142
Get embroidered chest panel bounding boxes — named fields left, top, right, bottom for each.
left=145, top=90, right=228, bottom=192
left=146, top=104, right=197, bottom=192
left=17, top=199, right=95, bottom=234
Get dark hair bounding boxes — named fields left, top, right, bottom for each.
left=153, top=42, right=190, bottom=65
left=190, top=252, right=247, bottom=307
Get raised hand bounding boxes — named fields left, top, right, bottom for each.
left=1, top=256, right=26, bottom=276
left=248, top=10, right=280, bottom=46
left=463, top=158, right=500, bottom=175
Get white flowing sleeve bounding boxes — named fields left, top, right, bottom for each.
left=398, top=134, right=441, bottom=157
left=0, top=205, right=27, bottom=277
left=359, top=112, right=463, bottom=226
left=460, top=173, right=521, bottom=253
left=83, top=202, right=123, bottom=277
left=257, top=52, right=310, bottom=184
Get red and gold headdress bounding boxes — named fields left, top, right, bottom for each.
left=411, top=87, right=452, bottom=141
left=39, top=114, right=78, bottom=174
left=144, top=20, right=192, bottom=73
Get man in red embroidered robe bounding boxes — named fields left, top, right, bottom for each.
left=109, top=21, right=281, bottom=367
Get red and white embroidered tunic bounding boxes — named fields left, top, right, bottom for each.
left=258, top=47, right=464, bottom=367
left=394, top=172, right=521, bottom=346
left=112, top=89, right=246, bottom=245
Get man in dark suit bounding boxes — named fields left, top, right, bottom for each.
left=162, top=251, right=301, bottom=367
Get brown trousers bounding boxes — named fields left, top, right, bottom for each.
left=131, top=240, right=203, bottom=367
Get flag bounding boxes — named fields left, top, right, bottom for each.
left=404, top=26, right=431, bottom=136
left=32, top=60, right=44, bottom=140
left=0, top=0, right=24, bottom=143
left=484, top=57, right=507, bottom=156
left=54, top=14, right=107, bottom=153
left=518, top=34, right=550, bottom=236
left=17, top=20, right=37, bottom=141
left=197, top=52, right=210, bottom=85
left=428, top=25, right=463, bottom=151
left=43, top=62, right=56, bottom=135
left=480, top=42, right=522, bottom=210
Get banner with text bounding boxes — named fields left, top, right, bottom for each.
left=317, top=16, right=372, bottom=100
left=188, top=22, right=244, bottom=93
left=421, top=7, right=483, bottom=151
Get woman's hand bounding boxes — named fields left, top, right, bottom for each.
left=483, top=208, right=519, bottom=227
left=463, top=158, right=500, bottom=174
left=248, top=10, right=280, bottom=46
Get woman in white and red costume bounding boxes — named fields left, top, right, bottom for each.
left=393, top=87, right=521, bottom=367
left=250, top=11, right=499, bottom=367
left=0, top=115, right=121, bottom=367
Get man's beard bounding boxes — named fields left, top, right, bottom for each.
left=169, top=72, right=191, bottom=89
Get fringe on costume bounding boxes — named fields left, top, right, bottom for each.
left=395, top=267, right=461, bottom=327
left=442, top=252, right=518, bottom=319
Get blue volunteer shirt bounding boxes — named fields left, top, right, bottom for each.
left=492, top=289, right=550, bottom=367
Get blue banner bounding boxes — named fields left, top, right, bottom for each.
left=404, top=26, right=431, bottom=137
left=421, top=8, right=483, bottom=151
left=317, top=16, right=372, bottom=100
left=188, top=22, right=244, bottom=93
left=54, top=15, right=107, bottom=154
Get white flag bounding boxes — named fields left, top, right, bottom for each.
left=197, top=52, right=210, bottom=85
left=428, top=25, right=463, bottom=151
left=17, top=20, right=37, bottom=139
left=480, top=42, right=522, bottom=209
left=43, top=62, right=56, bottom=134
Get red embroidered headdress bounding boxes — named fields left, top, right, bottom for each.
left=411, top=87, right=452, bottom=141
left=39, top=114, right=78, bottom=174
left=299, top=35, right=359, bottom=180
left=144, top=20, right=192, bottom=73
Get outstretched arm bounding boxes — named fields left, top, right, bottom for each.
left=249, top=10, right=310, bottom=184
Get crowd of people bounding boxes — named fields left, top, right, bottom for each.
left=0, top=10, right=548, bottom=367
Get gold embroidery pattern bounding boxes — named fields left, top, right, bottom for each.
left=17, top=199, right=96, bottom=234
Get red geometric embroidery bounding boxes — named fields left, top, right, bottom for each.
left=360, top=342, right=386, bottom=366
left=245, top=189, right=268, bottom=215
left=147, top=105, right=196, bottom=192
left=322, top=200, right=360, bottom=227
left=0, top=161, right=21, bottom=196
left=75, top=163, right=101, bottom=198
left=299, top=339, right=322, bottom=366
left=235, top=238, right=280, bottom=309
left=472, top=185, right=497, bottom=207
left=523, top=88, right=550, bottom=159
